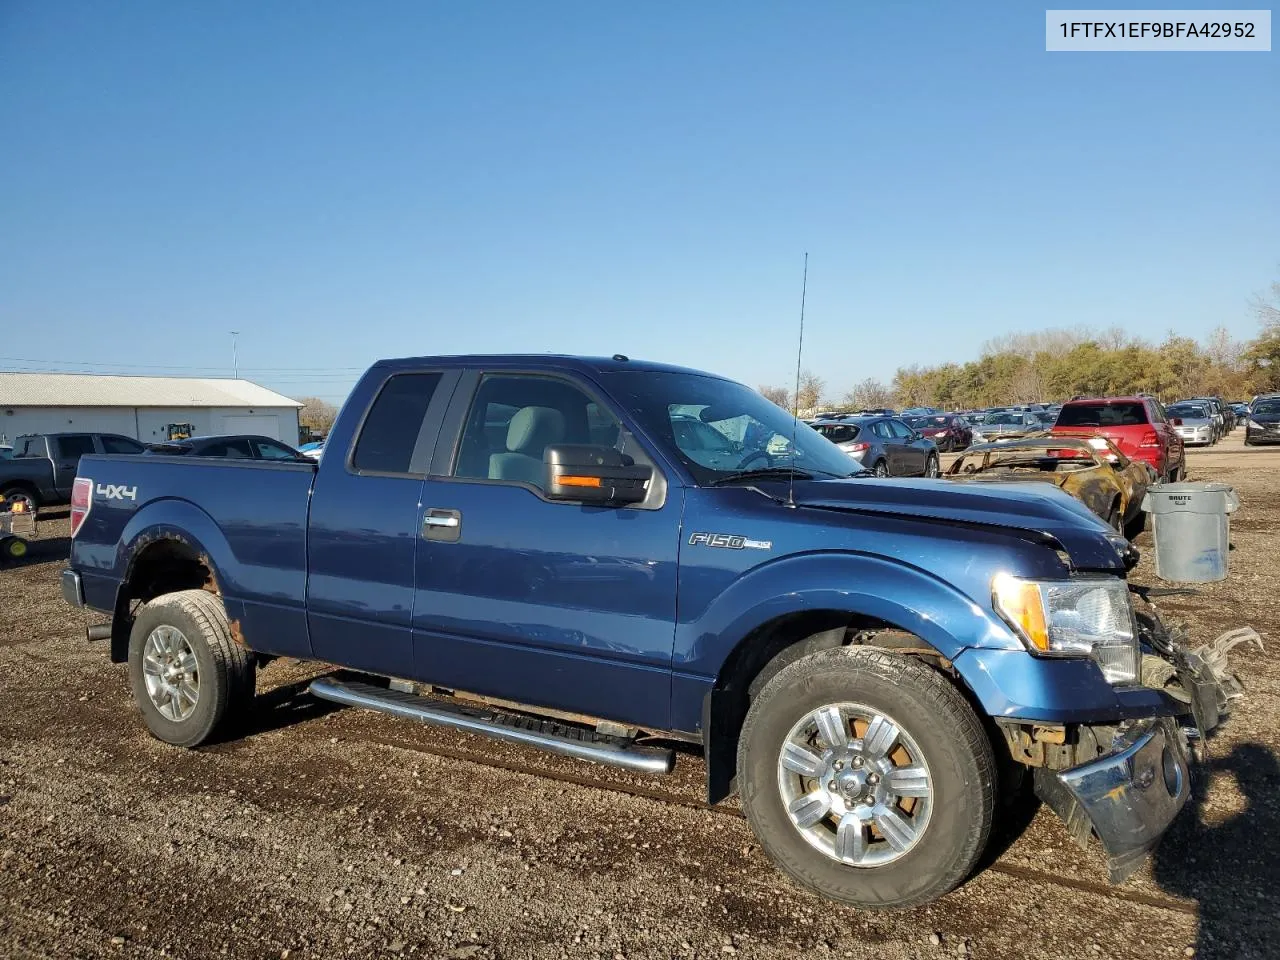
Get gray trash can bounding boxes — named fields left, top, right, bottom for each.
left=1141, top=482, right=1239, bottom=583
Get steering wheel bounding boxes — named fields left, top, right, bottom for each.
left=737, top=450, right=771, bottom=471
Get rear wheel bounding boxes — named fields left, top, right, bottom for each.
left=738, top=647, right=996, bottom=908
left=128, top=589, right=255, bottom=748
left=872, top=460, right=889, bottom=478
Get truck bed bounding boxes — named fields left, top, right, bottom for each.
left=72, top=454, right=317, bottom=658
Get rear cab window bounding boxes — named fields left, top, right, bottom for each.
left=55, top=435, right=97, bottom=459
left=352, top=372, right=444, bottom=475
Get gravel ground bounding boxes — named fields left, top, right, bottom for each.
left=2, top=433, right=1277, bottom=960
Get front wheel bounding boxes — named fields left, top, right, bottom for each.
left=738, top=647, right=996, bottom=908
left=128, top=589, right=256, bottom=748
left=923, top=454, right=940, bottom=478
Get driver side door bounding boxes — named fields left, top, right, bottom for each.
left=410, top=370, right=683, bottom=730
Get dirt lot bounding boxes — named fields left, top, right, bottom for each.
left=2, top=434, right=1278, bottom=960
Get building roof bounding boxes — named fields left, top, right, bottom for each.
left=0, top=372, right=303, bottom=408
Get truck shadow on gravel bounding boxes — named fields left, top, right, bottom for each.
left=1154, top=743, right=1280, bottom=960
left=229, top=676, right=344, bottom=743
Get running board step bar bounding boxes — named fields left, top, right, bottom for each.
left=309, top=677, right=676, bottom=775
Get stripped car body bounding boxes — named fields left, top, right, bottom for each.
left=945, top=436, right=1153, bottom=535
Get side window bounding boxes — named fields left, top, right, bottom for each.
left=872, top=421, right=893, bottom=439
left=101, top=436, right=144, bottom=454
left=55, top=435, right=97, bottom=459
left=352, top=373, right=443, bottom=474
left=1148, top=401, right=1165, bottom=424
left=453, top=374, right=618, bottom=491
left=253, top=440, right=300, bottom=460
left=889, top=420, right=914, bottom=439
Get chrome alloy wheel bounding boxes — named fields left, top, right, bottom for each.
left=776, top=702, right=932, bottom=867
left=142, top=625, right=200, bottom=722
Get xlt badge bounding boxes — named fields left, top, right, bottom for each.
left=688, top=532, right=772, bottom=551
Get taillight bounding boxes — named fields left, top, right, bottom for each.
left=1139, top=430, right=1160, bottom=448
left=846, top=442, right=871, bottom=453
left=70, top=477, right=93, bottom=537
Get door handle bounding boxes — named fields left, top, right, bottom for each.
left=423, top=508, right=462, bottom=543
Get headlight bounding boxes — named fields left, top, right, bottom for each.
left=1248, top=419, right=1263, bottom=430
left=991, top=573, right=1138, bottom=684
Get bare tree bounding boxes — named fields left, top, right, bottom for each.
left=1252, top=273, right=1280, bottom=329
left=843, top=377, right=893, bottom=410
left=795, top=371, right=825, bottom=414
left=758, top=385, right=791, bottom=409
left=298, top=397, right=339, bottom=435
left=1204, top=325, right=1243, bottom=371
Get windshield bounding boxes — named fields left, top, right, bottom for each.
left=1167, top=403, right=1208, bottom=419
left=908, top=416, right=949, bottom=428
left=599, top=370, right=862, bottom=483
left=1252, top=400, right=1280, bottom=416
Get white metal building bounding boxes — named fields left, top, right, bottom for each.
left=0, top=373, right=303, bottom=446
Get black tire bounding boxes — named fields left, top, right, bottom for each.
left=872, top=459, right=889, bottom=478
left=1, top=537, right=28, bottom=563
left=1123, top=509, right=1146, bottom=540
left=1105, top=500, right=1122, bottom=532
left=0, top=487, right=37, bottom=514
left=737, top=646, right=996, bottom=909
left=128, top=589, right=255, bottom=748
left=923, top=454, right=940, bottom=478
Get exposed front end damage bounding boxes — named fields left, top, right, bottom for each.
left=1002, top=597, right=1261, bottom=883
left=1034, top=717, right=1189, bottom=883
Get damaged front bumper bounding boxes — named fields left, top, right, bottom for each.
left=1036, top=623, right=1262, bottom=883
left=1035, top=717, right=1189, bottom=883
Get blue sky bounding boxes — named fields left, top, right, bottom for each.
left=1, top=2, right=1276, bottom=404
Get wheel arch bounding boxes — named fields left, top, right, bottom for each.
left=701, top=610, right=982, bottom=806
left=109, top=501, right=236, bottom=663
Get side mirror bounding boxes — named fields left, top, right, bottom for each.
left=1171, top=418, right=1183, bottom=426
left=544, top=444, right=651, bottom=505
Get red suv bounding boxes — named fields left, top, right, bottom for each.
left=1051, top=396, right=1186, bottom=481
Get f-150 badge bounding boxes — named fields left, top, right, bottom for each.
left=688, top=532, right=772, bottom=550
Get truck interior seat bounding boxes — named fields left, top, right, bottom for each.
left=488, top=406, right=566, bottom=485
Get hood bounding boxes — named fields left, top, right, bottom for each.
left=788, top=477, right=1128, bottom=571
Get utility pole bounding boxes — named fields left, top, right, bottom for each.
left=230, top=331, right=240, bottom=378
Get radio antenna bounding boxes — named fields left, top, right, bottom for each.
left=788, top=252, right=808, bottom=507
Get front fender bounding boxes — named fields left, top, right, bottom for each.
left=675, top=551, right=1021, bottom=682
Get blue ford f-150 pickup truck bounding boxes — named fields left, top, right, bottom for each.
left=62, top=354, right=1252, bottom=908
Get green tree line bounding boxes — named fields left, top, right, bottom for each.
left=762, top=273, right=1280, bottom=413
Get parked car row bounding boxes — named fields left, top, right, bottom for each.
left=0, top=431, right=310, bottom=511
